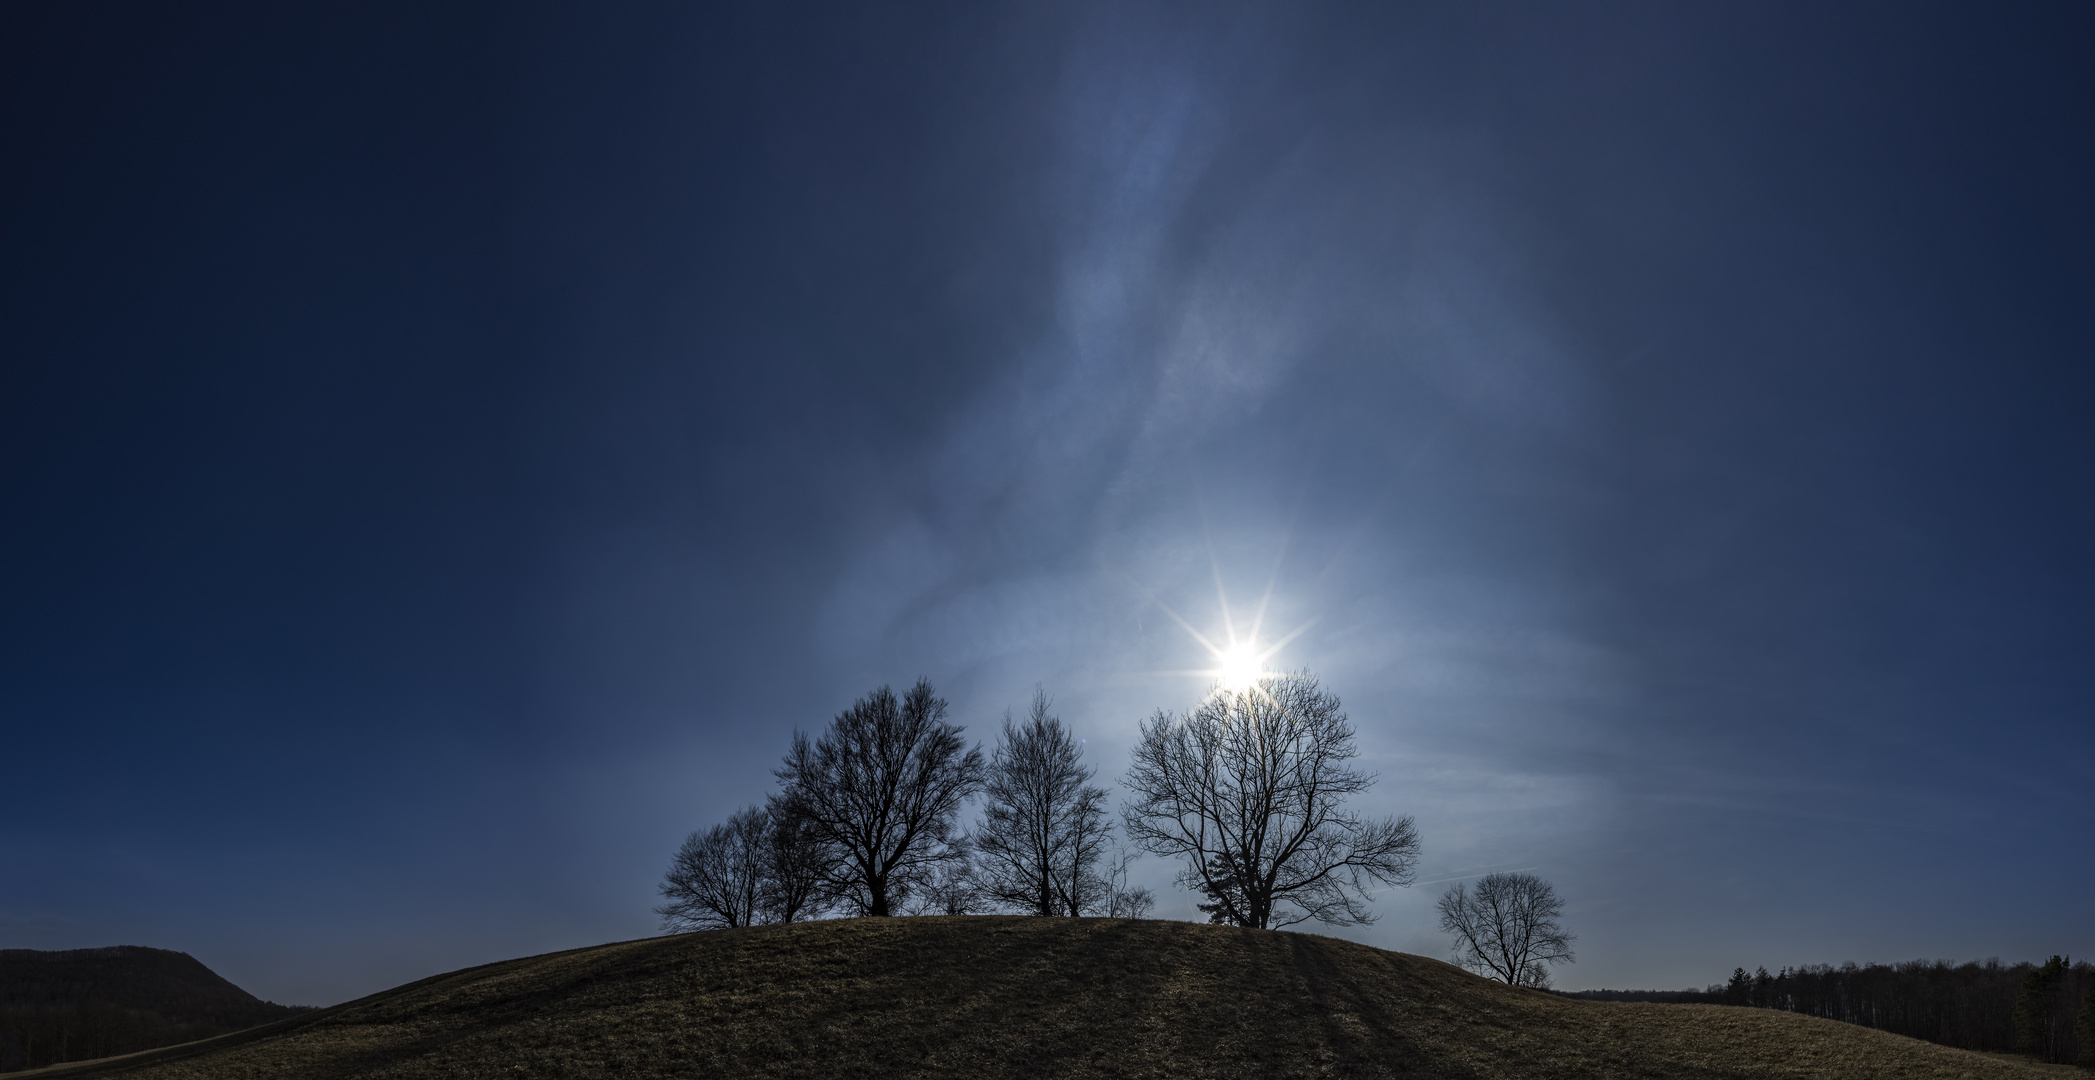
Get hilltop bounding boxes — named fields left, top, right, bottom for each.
left=24, top=918, right=2074, bottom=1079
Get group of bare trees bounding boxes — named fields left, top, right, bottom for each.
left=657, top=679, right=1151, bottom=930
left=659, top=669, right=1575, bottom=986
left=655, top=803, right=829, bottom=930
left=1127, top=673, right=1575, bottom=988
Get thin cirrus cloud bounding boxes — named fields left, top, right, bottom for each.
left=2, top=2, right=2087, bottom=1007
left=793, top=16, right=1627, bottom=958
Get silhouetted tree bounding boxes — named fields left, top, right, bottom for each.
left=1725, top=966, right=1750, bottom=1006
left=761, top=798, right=836, bottom=923
left=1121, top=672, right=1421, bottom=929
left=656, top=804, right=771, bottom=931
left=975, top=688, right=1113, bottom=916
left=774, top=679, right=985, bottom=917
left=1436, top=872, right=1576, bottom=989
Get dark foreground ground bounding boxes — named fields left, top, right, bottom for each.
left=20, top=917, right=2074, bottom=1079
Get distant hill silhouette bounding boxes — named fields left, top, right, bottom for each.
left=18, top=918, right=2070, bottom=1079
left=0, top=946, right=306, bottom=1072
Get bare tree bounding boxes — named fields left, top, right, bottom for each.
left=656, top=804, right=771, bottom=931
left=761, top=797, right=836, bottom=923
left=975, top=688, right=1113, bottom=916
left=1058, top=784, right=1116, bottom=916
left=1099, top=842, right=1156, bottom=918
left=1057, top=743, right=1119, bottom=917
left=774, top=679, right=985, bottom=917
left=1122, top=672, right=1421, bottom=929
left=1436, top=872, right=1576, bottom=988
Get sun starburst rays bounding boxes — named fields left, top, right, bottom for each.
left=1146, top=576, right=1315, bottom=699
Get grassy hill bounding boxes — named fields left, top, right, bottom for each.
left=21, top=917, right=2077, bottom=1079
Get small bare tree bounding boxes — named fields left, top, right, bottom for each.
left=1436, top=872, right=1576, bottom=988
left=774, top=679, right=985, bottom=917
left=656, top=804, right=771, bottom=931
left=1099, top=843, right=1155, bottom=918
left=975, top=688, right=1112, bottom=916
left=1122, top=672, right=1422, bottom=929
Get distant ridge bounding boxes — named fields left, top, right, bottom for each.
left=18, top=918, right=2069, bottom=1079
left=0, top=946, right=305, bottom=1072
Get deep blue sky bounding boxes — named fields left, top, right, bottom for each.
left=4, top=2, right=2090, bottom=1006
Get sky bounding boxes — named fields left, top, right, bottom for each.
left=3, top=2, right=2091, bottom=1007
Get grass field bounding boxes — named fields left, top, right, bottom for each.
left=22, top=917, right=2074, bottom=1079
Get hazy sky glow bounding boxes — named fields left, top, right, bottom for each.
left=3, top=3, right=2091, bottom=1006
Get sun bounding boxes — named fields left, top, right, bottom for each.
left=1142, top=557, right=1317, bottom=699
left=1215, top=640, right=1265, bottom=692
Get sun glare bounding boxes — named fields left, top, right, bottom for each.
left=1145, top=556, right=1317, bottom=700
left=1216, top=640, right=1265, bottom=692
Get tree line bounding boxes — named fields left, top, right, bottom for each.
left=658, top=672, right=1425, bottom=932
left=0, top=1005, right=225, bottom=1073
left=1568, top=955, right=2095, bottom=1066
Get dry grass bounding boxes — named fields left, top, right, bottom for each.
left=26, top=917, right=2072, bottom=1079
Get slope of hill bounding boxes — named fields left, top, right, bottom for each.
left=23, top=918, right=2074, bottom=1079
left=0, top=946, right=306, bottom=1072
